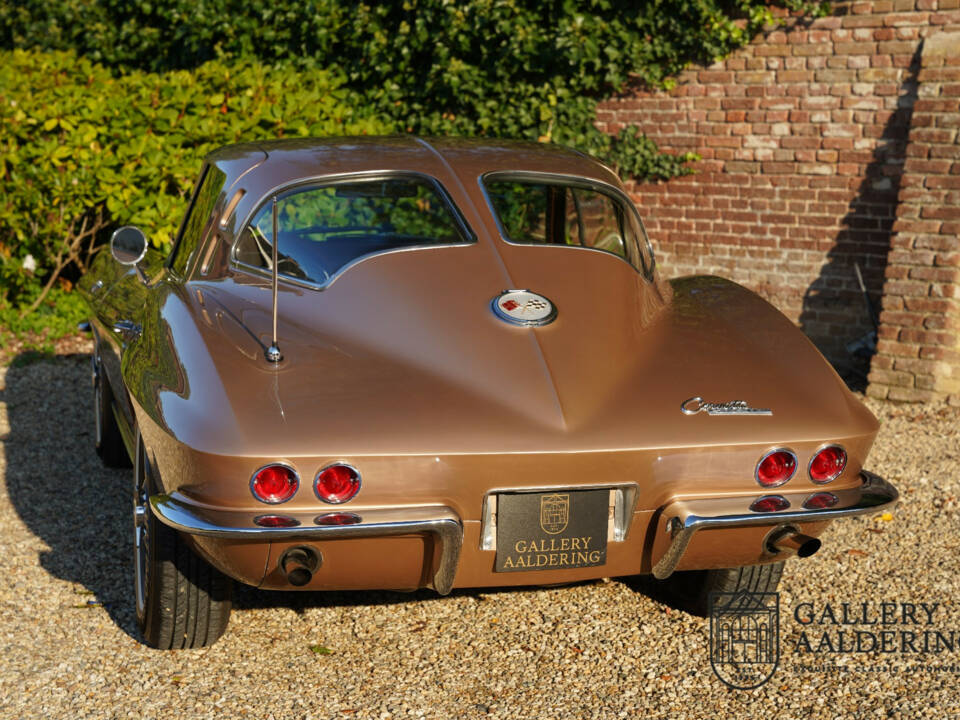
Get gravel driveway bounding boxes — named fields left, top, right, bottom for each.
left=1, top=355, right=958, bottom=719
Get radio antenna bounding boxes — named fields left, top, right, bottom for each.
left=265, top=195, right=282, bottom=363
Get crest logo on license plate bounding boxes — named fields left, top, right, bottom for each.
left=539, top=494, right=569, bottom=534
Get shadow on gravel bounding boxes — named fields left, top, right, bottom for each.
left=1, top=355, right=139, bottom=640
left=231, top=578, right=604, bottom=615
left=615, top=574, right=707, bottom=617
left=2, top=355, right=675, bottom=645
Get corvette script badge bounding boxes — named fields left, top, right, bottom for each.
left=681, top=397, right=772, bottom=416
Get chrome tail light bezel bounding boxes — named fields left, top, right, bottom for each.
left=755, top=447, right=799, bottom=488
left=808, top=444, right=847, bottom=484
left=250, top=462, right=301, bottom=504
left=314, top=462, right=362, bottom=504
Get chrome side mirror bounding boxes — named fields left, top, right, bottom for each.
left=110, top=226, right=148, bottom=266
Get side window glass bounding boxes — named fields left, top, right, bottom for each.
left=485, top=177, right=655, bottom=278
left=169, top=166, right=226, bottom=277
left=234, top=176, right=471, bottom=285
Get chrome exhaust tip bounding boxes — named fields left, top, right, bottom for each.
left=279, top=546, right=321, bottom=586
left=766, top=526, right=822, bottom=558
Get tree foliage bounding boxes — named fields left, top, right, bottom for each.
left=0, top=0, right=827, bottom=315
left=1, top=1, right=825, bottom=177
left=0, top=49, right=384, bottom=308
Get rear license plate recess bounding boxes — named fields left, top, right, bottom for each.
left=495, top=489, right=608, bottom=572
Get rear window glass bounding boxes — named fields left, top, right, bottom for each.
left=234, top=176, right=471, bottom=285
left=484, top=177, right=654, bottom=277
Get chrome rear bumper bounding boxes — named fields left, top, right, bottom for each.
left=149, top=495, right=463, bottom=595
left=652, top=470, right=898, bottom=579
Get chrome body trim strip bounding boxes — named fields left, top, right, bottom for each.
left=149, top=494, right=463, bottom=595
left=651, top=470, right=898, bottom=580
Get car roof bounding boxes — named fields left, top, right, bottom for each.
left=204, top=136, right=622, bottom=190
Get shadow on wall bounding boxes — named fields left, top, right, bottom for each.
left=798, top=45, right=923, bottom=391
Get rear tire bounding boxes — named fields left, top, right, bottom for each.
left=648, top=562, right=784, bottom=617
left=133, top=434, right=232, bottom=648
left=93, top=353, right=130, bottom=468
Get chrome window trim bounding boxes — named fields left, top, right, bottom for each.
left=166, top=163, right=211, bottom=275
left=754, top=447, right=798, bottom=488
left=249, top=462, right=301, bottom=504
left=478, top=170, right=657, bottom=281
left=230, top=170, right=476, bottom=292
left=314, top=462, right=362, bottom=504
left=169, top=164, right=229, bottom=281
left=807, top=443, right=847, bottom=484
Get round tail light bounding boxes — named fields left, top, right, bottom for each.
left=750, top=495, right=790, bottom=513
left=756, top=449, right=797, bottom=487
left=809, top=445, right=846, bottom=483
left=251, top=464, right=299, bottom=504
left=315, top=464, right=361, bottom=504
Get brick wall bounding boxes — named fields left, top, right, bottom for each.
left=599, top=1, right=960, bottom=392
left=866, top=32, right=960, bottom=403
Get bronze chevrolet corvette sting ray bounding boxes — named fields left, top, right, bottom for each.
left=80, top=137, right=898, bottom=649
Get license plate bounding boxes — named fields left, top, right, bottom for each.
left=495, top=490, right=608, bottom=572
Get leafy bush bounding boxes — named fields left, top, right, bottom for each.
left=0, top=0, right=827, bottom=325
left=0, top=1, right=826, bottom=182
left=0, top=286, right=89, bottom=359
left=0, top=49, right=385, bottom=310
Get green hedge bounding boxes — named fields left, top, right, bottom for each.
left=0, top=0, right=827, bottom=322
left=1, top=1, right=825, bottom=178
left=0, top=49, right=385, bottom=310
left=0, top=1, right=824, bottom=85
